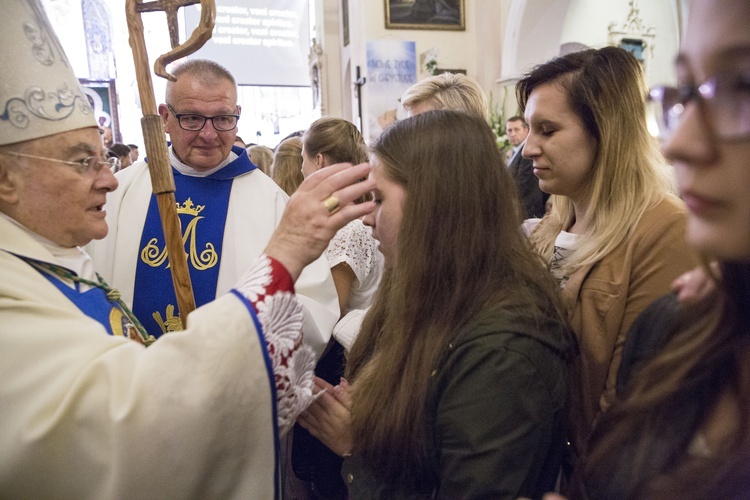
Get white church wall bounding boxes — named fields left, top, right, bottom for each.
left=560, top=0, right=683, bottom=86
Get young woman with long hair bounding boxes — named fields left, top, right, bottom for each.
left=516, top=46, right=700, bottom=464
left=572, top=0, right=750, bottom=496
left=299, top=110, right=574, bottom=498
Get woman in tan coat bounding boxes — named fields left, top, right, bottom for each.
left=516, top=47, right=700, bottom=467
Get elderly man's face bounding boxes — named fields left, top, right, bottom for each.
left=0, top=127, right=118, bottom=247
left=160, top=74, right=240, bottom=171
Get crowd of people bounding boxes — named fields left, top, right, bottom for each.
left=1, top=0, right=749, bottom=497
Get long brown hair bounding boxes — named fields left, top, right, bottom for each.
left=346, top=110, right=570, bottom=488
left=579, top=261, right=750, bottom=498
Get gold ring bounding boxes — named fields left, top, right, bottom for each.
left=323, top=195, right=340, bottom=213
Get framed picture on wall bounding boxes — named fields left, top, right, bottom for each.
left=435, top=68, right=466, bottom=75
left=385, top=0, right=465, bottom=31
left=79, top=78, right=120, bottom=145
left=619, top=38, right=645, bottom=64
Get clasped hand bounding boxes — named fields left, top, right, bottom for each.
left=297, top=376, right=354, bottom=457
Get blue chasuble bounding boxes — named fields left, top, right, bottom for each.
left=132, top=146, right=256, bottom=337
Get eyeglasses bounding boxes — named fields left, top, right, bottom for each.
left=0, top=151, right=119, bottom=176
left=166, top=103, right=239, bottom=132
left=648, top=72, right=750, bottom=141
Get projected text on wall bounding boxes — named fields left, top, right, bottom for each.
left=213, top=6, right=298, bottom=49
left=184, top=0, right=310, bottom=87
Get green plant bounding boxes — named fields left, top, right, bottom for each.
left=488, top=90, right=510, bottom=152
left=423, top=48, right=439, bottom=76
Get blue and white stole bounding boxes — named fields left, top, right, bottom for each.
left=41, top=272, right=134, bottom=338
left=132, top=146, right=256, bottom=337
left=11, top=252, right=149, bottom=343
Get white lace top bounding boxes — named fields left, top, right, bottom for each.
left=325, top=220, right=383, bottom=314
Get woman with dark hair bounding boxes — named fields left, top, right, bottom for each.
left=516, top=46, right=700, bottom=464
left=299, top=110, right=574, bottom=498
left=571, top=0, right=750, bottom=497
left=107, top=143, right=131, bottom=171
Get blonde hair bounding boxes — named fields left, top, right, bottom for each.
left=248, top=144, right=273, bottom=175
left=516, top=47, right=675, bottom=277
left=271, top=137, right=303, bottom=195
left=401, top=73, right=489, bottom=120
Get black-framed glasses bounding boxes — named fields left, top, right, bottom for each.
left=166, top=103, right=239, bottom=132
left=648, top=72, right=750, bottom=141
left=0, top=151, right=119, bottom=176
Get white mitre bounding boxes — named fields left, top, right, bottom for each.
left=0, top=0, right=96, bottom=146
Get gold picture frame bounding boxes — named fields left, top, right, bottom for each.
left=385, top=0, right=465, bottom=31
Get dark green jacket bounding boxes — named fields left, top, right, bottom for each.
left=341, top=303, right=571, bottom=499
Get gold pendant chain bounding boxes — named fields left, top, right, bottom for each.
left=22, top=256, right=155, bottom=346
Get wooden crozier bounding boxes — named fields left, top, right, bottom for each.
left=125, top=0, right=216, bottom=328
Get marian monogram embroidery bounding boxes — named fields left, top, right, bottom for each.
left=132, top=158, right=247, bottom=338
left=140, top=197, right=219, bottom=270
left=152, top=304, right=184, bottom=335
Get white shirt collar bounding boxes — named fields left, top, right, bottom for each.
left=169, top=146, right=238, bottom=178
left=512, top=138, right=527, bottom=155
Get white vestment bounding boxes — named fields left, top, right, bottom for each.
left=0, top=214, right=278, bottom=498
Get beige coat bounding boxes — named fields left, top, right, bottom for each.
left=559, top=196, right=699, bottom=457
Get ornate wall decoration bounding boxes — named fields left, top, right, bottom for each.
left=608, top=0, right=656, bottom=78
left=309, top=38, right=326, bottom=114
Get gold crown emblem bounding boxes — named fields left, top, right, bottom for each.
left=176, top=198, right=205, bottom=216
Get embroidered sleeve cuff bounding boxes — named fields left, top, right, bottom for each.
left=264, top=255, right=295, bottom=295
left=234, top=254, right=296, bottom=310
left=234, top=254, right=315, bottom=436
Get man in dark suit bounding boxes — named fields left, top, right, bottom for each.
left=506, top=116, right=549, bottom=219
